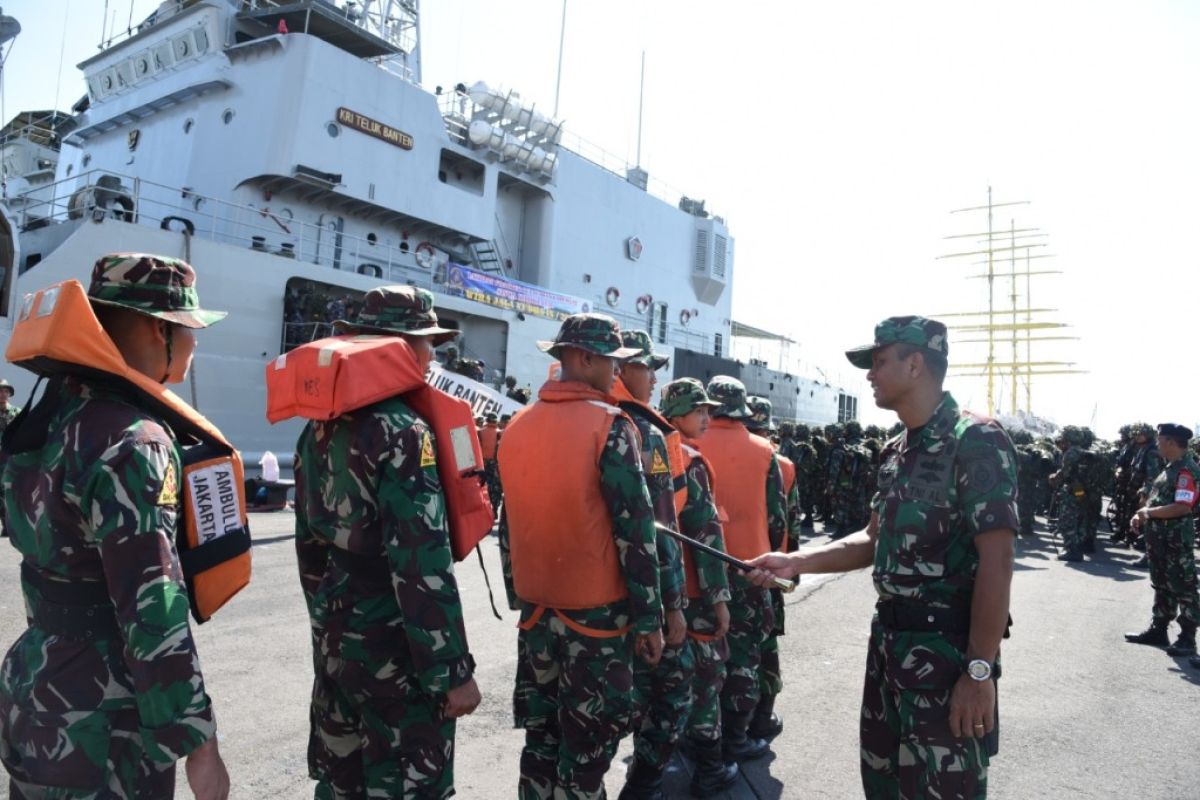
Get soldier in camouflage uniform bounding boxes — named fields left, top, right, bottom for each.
left=827, top=421, right=870, bottom=538
left=0, top=254, right=230, bottom=799
left=792, top=423, right=820, bottom=528
left=1111, top=425, right=1136, bottom=542
left=1011, top=430, right=1039, bottom=537
left=701, top=377, right=787, bottom=763
left=751, top=316, right=1018, bottom=800
left=1127, top=423, right=1165, bottom=564
left=498, top=314, right=664, bottom=800
left=295, top=286, right=481, bottom=800
left=0, top=380, right=20, bottom=435
left=1049, top=426, right=1089, bottom=562
left=1124, top=424, right=1200, bottom=658
left=612, top=330, right=691, bottom=800
left=659, top=379, right=739, bottom=797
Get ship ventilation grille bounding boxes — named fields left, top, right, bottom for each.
left=694, top=229, right=710, bottom=274
left=713, top=235, right=727, bottom=278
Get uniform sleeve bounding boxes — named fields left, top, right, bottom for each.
left=1174, top=469, right=1198, bottom=507
left=293, top=428, right=328, bottom=620
left=786, top=478, right=804, bottom=548
left=648, top=431, right=685, bottom=611
left=82, top=435, right=215, bottom=764
left=377, top=420, right=474, bottom=694
left=599, top=416, right=663, bottom=634
left=956, top=423, right=1020, bottom=537
left=678, top=458, right=731, bottom=605
left=766, top=454, right=787, bottom=550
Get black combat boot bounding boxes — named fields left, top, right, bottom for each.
left=1131, top=555, right=1150, bottom=569
left=616, top=757, right=665, bottom=800
left=1166, top=623, right=1197, bottom=656
left=747, top=693, right=783, bottom=739
left=721, top=715, right=769, bottom=762
left=686, top=736, right=740, bottom=797
left=1124, top=620, right=1170, bottom=647
left=1082, top=535, right=1096, bottom=554
left=1057, top=545, right=1083, bottom=562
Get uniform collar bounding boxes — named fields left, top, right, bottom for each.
left=902, top=391, right=959, bottom=452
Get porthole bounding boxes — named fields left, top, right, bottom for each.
left=222, top=109, right=234, bottom=125
left=82, top=154, right=92, bottom=167
left=367, top=233, right=378, bottom=245
left=65, top=164, right=74, bottom=176
left=326, top=122, right=340, bottom=138
left=183, top=118, right=194, bottom=134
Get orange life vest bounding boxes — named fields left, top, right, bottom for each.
left=698, top=417, right=773, bottom=561
left=611, top=378, right=688, bottom=514
left=5, top=280, right=251, bottom=624
left=266, top=335, right=494, bottom=562
left=678, top=439, right=723, bottom=600
left=478, top=424, right=499, bottom=461
left=499, top=380, right=629, bottom=610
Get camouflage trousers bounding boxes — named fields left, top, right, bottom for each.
left=2, top=705, right=175, bottom=800
left=758, top=589, right=787, bottom=699
left=307, top=671, right=456, bottom=800
left=1016, top=480, right=1037, bottom=535
left=860, top=621, right=992, bottom=800
left=720, top=580, right=773, bottom=724
left=684, top=605, right=730, bottom=743
left=1055, top=491, right=1086, bottom=551
left=630, top=639, right=695, bottom=768
left=1146, top=521, right=1200, bottom=628
left=1084, top=493, right=1103, bottom=537
left=831, top=486, right=869, bottom=532
left=484, top=460, right=502, bottom=513
left=513, top=605, right=635, bottom=800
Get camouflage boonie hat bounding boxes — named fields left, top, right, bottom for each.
left=537, top=313, right=641, bottom=360
left=335, top=285, right=459, bottom=345
left=706, top=375, right=752, bottom=419
left=620, top=329, right=670, bottom=370
left=845, top=315, right=949, bottom=369
left=0, top=379, right=12, bottom=396
left=746, top=396, right=775, bottom=432
left=88, top=253, right=226, bottom=329
left=844, top=420, right=863, bottom=440
left=660, top=377, right=720, bottom=418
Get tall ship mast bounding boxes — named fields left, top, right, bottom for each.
left=0, top=0, right=857, bottom=460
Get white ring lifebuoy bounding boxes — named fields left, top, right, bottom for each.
left=415, top=241, right=436, bottom=269
left=635, top=294, right=652, bottom=315
left=679, top=309, right=691, bottom=326
left=606, top=287, right=620, bottom=307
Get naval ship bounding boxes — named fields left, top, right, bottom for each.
left=0, top=0, right=858, bottom=463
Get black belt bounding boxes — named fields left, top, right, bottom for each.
left=329, top=546, right=391, bottom=592
left=875, top=600, right=970, bottom=634
left=21, top=561, right=120, bottom=640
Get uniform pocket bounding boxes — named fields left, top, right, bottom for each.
left=881, top=629, right=966, bottom=693
left=0, top=696, right=110, bottom=790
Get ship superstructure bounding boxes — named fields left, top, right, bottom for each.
left=0, top=0, right=856, bottom=460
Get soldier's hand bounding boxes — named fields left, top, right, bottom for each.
left=948, top=673, right=996, bottom=739
left=746, top=552, right=799, bottom=586
left=665, top=609, right=687, bottom=646
left=444, top=677, right=482, bottom=719
left=185, top=737, right=230, bottom=800
left=636, top=629, right=664, bottom=665
left=713, top=601, right=730, bottom=639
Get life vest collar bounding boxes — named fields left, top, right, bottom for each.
left=537, top=380, right=618, bottom=405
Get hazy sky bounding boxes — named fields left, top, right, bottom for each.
left=5, top=0, right=1199, bottom=435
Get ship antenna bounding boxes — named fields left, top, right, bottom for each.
left=635, top=50, right=645, bottom=167
left=52, top=0, right=70, bottom=113
left=553, top=0, right=567, bottom=117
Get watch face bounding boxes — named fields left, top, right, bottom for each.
left=968, top=660, right=991, bottom=680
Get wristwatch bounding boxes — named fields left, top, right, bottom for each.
left=966, top=659, right=993, bottom=681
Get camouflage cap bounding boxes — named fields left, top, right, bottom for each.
left=845, top=315, right=949, bottom=369
left=537, top=313, right=641, bottom=360
left=746, top=396, right=775, bottom=432
left=706, top=375, right=752, bottom=419
left=660, top=377, right=721, bottom=418
left=335, top=285, right=459, bottom=345
left=88, top=253, right=227, bottom=329
left=0, top=379, right=12, bottom=395
left=844, top=420, right=863, bottom=440
left=620, top=329, right=670, bottom=369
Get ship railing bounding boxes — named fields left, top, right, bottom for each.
left=12, top=169, right=439, bottom=290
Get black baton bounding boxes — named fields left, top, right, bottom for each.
left=654, top=523, right=796, bottom=593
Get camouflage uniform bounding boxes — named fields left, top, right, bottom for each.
left=791, top=424, right=820, bottom=527
left=846, top=318, right=1019, bottom=800
left=613, top=331, right=693, bottom=794
left=1127, top=429, right=1165, bottom=550
left=704, top=378, right=786, bottom=759
left=1051, top=427, right=1088, bottom=560
left=295, top=287, right=474, bottom=800
left=1142, top=429, right=1200, bottom=640
left=1010, top=431, right=1038, bottom=536
left=1111, top=427, right=1135, bottom=541
left=0, top=380, right=21, bottom=435
left=826, top=423, right=870, bottom=537
left=0, top=255, right=227, bottom=799
left=499, top=315, right=661, bottom=800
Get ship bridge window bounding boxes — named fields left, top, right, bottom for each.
left=438, top=150, right=484, bottom=196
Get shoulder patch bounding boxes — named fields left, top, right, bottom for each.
left=420, top=430, right=437, bottom=468
left=650, top=449, right=669, bottom=474
left=157, top=461, right=179, bottom=506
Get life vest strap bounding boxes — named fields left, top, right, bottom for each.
left=687, top=630, right=720, bottom=643
left=517, top=604, right=634, bottom=639
left=178, top=527, right=252, bottom=579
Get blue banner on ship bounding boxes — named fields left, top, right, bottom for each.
left=444, top=263, right=591, bottom=321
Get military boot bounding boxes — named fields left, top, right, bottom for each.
left=747, top=693, right=784, bottom=739
left=616, top=758, right=665, bottom=800
left=1057, top=545, right=1083, bottom=562
left=1131, top=555, right=1150, bottom=569
left=1166, top=623, right=1198, bottom=657
left=721, top=715, right=769, bottom=762
left=1124, top=620, right=1169, bottom=647
left=1082, top=535, right=1096, bottom=554
left=686, top=736, right=740, bottom=797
